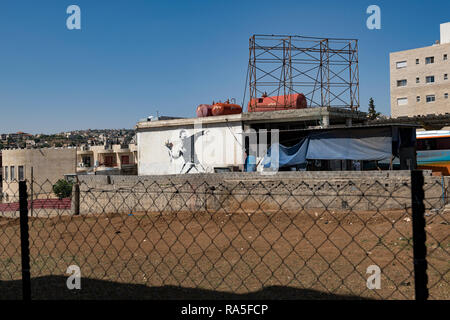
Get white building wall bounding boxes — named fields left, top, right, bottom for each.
left=440, top=22, right=450, bottom=44
left=137, top=121, right=244, bottom=175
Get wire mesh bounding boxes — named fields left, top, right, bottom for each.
left=0, top=179, right=23, bottom=299
left=422, top=178, right=449, bottom=299
left=0, top=174, right=448, bottom=300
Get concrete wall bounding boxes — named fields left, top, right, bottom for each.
left=390, top=42, right=450, bottom=117
left=77, top=171, right=448, bottom=215
left=2, top=148, right=76, bottom=201
left=137, top=121, right=244, bottom=175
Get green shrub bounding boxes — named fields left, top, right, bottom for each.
left=52, top=179, right=73, bottom=199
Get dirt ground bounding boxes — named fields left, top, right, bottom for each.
left=0, top=207, right=448, bottom=300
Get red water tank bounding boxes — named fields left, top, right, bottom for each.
left=248, top=93, right=307, bottom=112
left=196, top=104, right=213, bottom=117
left=211, top=103, right=242, bottom=116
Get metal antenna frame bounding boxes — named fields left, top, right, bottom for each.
left=248, top=34, right=360, bottom=111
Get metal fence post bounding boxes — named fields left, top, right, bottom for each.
left=410, top=170, right=429, bottom=300
left=19, top=180, right=31, bottom=301
left=30, top=167, right=33, bottom=217
left=71, top=183, right=80, bottom=216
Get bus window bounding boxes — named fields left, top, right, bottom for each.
left=436, top=137, right=450, bottom=150
left=417, top=138, right=436, bottom=150
left=417, top=137, right=450, bottom=151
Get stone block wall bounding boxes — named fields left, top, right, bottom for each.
left=76, top=171, right=448, bottom=215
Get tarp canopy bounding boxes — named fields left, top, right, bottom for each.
left=262, top=138, right=309, bottom=169
left=263, top=127, right=393, bottom=168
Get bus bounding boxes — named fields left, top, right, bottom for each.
left=416, top=130, right=450, bottom=175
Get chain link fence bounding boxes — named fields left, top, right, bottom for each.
left=0, top=171, right=448, bottom=300
left=0, top=180, right=22, bottom=299
left=422, top=176, right=449, bottom=299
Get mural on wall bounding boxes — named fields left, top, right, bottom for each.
left=164, top=129, right=209, bottom=173
left=137, top=123, right=244, bottom=175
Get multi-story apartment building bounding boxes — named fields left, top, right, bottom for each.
left=76, top=144, right=137, bottom=175
left=390, top=23, right=450, bottom=118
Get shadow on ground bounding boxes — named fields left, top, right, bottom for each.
left=0, top=276, right=373, bottom=300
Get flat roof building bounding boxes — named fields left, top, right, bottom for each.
left=1, top=148, right=76, bottom=201
left=390, top=23, right=450, bottom=118
left=77, top=144, right=137, bottom=175
left=136, top=107, right=417, bottom=175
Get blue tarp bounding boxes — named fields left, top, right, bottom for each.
left=262, top=138, right=309, bottom=168
left=263, top=128, right=393, bottom=168
left=244, top=155, right=257, bottom=172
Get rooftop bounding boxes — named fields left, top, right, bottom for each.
left=389, top=41, right=450, bottom=55
left=390, top=22, right=450, bottom=54
left=136, top=107, right=368, bottom=131
left=370, top=113, right=450, bottom=130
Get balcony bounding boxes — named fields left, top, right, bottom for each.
left=76, top=162, right=94, bottom=173
left=77, top=149, right=93, bottom=156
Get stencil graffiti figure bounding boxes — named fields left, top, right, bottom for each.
left=165, top=129, right=208, bottom=173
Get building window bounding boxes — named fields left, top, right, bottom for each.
left=416, top=77, right=420, bottom=83
left=444, top=54, right=448, bottom=61
left=397, top=79, right=407, bottom=87
left=10, top=166, right=15, bottom=181
left=18, top=166, right=24, bottom=181
left=104, top=155, right=114, bottom=167
left=82, top=156, right=91, bottom=167
left=397, top=97, right=408, bottom=106
left=425, top=56, right=434, bottom=64
left=417, top=96, right=421, bottom=102
left=445, top=93, right=449, bottom=99
left=426, top=76, right=435, bottom=83
left=396, top=61, right=407, bottom=69
left=445, top=74, right=448, bottom=80
left=416, top=58, right=419, bottom=64
left=426, top=95, right=436, bottom=103
left=4, top=166, right=8, bottom=181
left=121, top=155, right=130, bottom=165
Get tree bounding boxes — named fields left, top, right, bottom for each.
left=52, top=179, right=73, bottom=199
left=367, top=97, right=381, bottom=120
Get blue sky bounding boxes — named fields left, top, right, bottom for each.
left=0, top=0, right=449, bottom=134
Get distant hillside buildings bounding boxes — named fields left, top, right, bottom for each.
left=0, top=129, right=135, bottom=149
